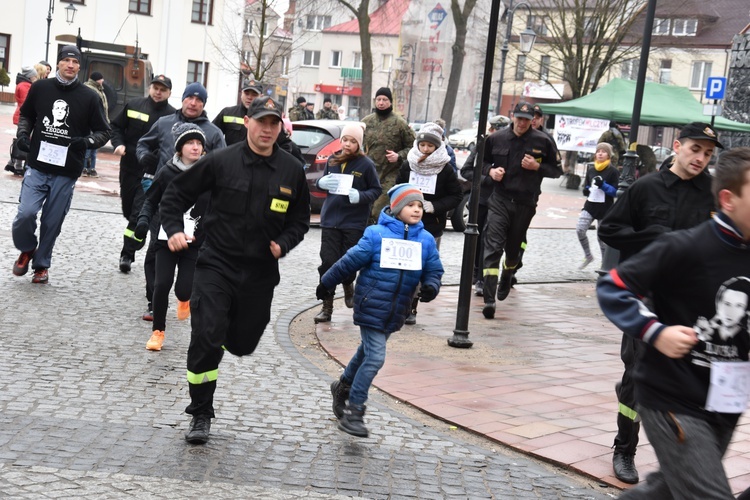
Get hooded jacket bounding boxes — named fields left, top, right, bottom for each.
left=321, top=208, right=444, bottom=334
left=13, top=73, right=34, bottom=125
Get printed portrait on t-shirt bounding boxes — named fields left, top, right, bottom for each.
left=51, top=100, right=69, bottom=127
left=694, top=277, right=750, bottom=364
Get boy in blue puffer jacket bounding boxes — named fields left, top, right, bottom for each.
left=316, top=184, right=444, bottom=437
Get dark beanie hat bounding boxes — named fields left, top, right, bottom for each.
left=376, top=87, right=393, bottom=102
left=90, top=71, right=103, bottom=81
left=172, top=122, right=206, bottom=152
left=182, top=82, right=208, bottom=104
left=324, top=97, right=332, bottom=104
left=57, top=45, right=82, bottom=63
left=296, top=96, right=307, bottom=104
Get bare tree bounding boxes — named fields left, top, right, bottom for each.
left=212, top=0, right=326, bottom=82
left=334, top=0, right=373, bottom=119
left=441, top=0, right=479, bottom=131
left=535, top=0, right=645, bottom=99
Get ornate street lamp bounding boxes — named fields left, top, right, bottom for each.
left=65, top=2, right=78, bottom=24
left=494, top=0, right=537, bottom=116
left=46, top=1, right=78, bottom=62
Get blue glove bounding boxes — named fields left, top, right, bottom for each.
left=141, top=178, right=153, bottom=192
left=318, top=174, right=339, bottom=192
left=348, top=189, right=360, bottom=204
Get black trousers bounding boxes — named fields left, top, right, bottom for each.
left=152, top=244, right=198, bottom=332
left=318, top=227, right=362, bottom=287
left=120, top=168, right=146, bottom=259
left=482, top=195, right=536, bottom=301
left=472, top=202, right=489, bottom=282
left=143, top=219, right=159, bottom=307
left=614, top=334, right=644, bottom=454
left=185, top=261, right=276, bottom=418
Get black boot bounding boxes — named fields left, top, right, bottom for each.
left=404, top=296, right=418, bottom=325
left=185, top=415, right=211, bottom=444
left=343, top=282, right=355, bottom=309
left=314, top=297, right=334, bottom=323
left=482, top=275, right=498, bottom=319
left=496, top=267, right=516, bottom=301
left=612, top=412, right=640, bottom=484
left=330, top=378, right=351, bottom=419
left=338, top=402, right=368, bottom=437
left=119, top=255, right=132, bottom=273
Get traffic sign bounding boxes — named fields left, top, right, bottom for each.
left=705, top=77, right=727, bottom=100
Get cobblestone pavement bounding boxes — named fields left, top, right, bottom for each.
left=1, top=103, right=611, bottom=498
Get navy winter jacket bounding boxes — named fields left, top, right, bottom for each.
left=321, top=208, right=444, bottom=334
left=318, top=153, right=382, bottom=230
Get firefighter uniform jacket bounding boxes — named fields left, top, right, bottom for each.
left=212, top=104, right=248, bottom=146
left=110, top=96, right=176, bottom=174
left=159, top=142, right=310, bottom=285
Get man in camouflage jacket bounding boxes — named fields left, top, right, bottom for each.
left=316, top=98, right=338, bottom=120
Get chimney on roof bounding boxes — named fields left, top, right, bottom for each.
left=284, top=0, right=297, bottom=33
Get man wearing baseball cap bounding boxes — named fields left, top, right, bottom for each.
left=11, top=44, right=111, bottom=285
left=480, top=101, right=562, bottom=318
left=598, top=121, right=720, bottom=485
left=212, top=77, right=263, bottom=145
left=159, top=96, right=310, bottom=445
left=110, top=74, right=176, bottom=274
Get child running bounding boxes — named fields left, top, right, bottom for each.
left=576, top=142, right=619, bottom=269
left=134, top=122, right=210, bottom=351
left=314, top=123, right=381, bottom=323
left=395, top=122, right=461, bottom=324
left=317, top=184, right=444, bottom=437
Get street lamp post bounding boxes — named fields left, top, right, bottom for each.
left=396, top=44, right=416, bottom=123
left=448, top=0, right=536, bottom=349
left=424, top=62, right=444, bottom=122
left=46, top=2, right=78, bottom=62
left=494, top=0, right=537, bottom=116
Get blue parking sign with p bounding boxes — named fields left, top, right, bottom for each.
left=706, top=77, right=726, bottom=100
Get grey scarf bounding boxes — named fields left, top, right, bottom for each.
left=406, top=142, right=451, bottom=175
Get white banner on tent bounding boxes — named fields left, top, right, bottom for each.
left=554, top=115, right=610, bottom=153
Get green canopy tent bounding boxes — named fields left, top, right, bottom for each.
left=541, top=78, right=750, bottom=133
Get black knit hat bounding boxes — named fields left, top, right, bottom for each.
left=90, top=71, right=103, bottom=81
left=172, top=122, right=206, bottom=152
left=375, top=87, right=393, bottom=102
left=296, top=96, right=307, bottom=105
left=57, top=45, right=81, bottom=64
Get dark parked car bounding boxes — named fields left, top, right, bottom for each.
left=292, top=120, right=366, bottom=213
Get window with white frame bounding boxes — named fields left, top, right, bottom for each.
left=653, top=18, right=670, bottom=35
left=353, top=52, right=362, bottom=69
left=306, top=15, right=331, bottom=31
left=659, top=59, right=672, bottom=84
left=621, top=59, right=638, bottom=80
left=382, top=54, right=393, bottom=71
left=187, top=60, right=208, bottom=86
left=330, top=50, right=342, bottom=68
left=527, top=15, right=548, bottom=36
left=303, top=50, right=320, bottom=67
left=280, top=55, right=289, bottom=76
left=515, top=55, right=526, bottom=81
left=583, top=16, right=598, bottom=37
left=539, top=55, right=550, bottom=81
left=672, top=19, right=697, bottom=36
left=690, top=61, right=712, bottom=90
left=245, top=20, right=253, bottom=35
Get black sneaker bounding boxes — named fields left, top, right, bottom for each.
left=88, top=169, right=99, bottom=178
left=613, top=451, right=639, bottom=484
left=119, top=256, right=132, bottom=273
left=474, top=281, right=484, bottom=296
left=142, top=309, right=154, bottom=322
left=404, top=311, right=417, bottom=325
left=185, top=415, right=211, bottom=444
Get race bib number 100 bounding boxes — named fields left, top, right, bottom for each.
left=380, top=238, right=422, bottom=270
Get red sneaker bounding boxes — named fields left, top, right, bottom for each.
left=31, top=268, right=49, bottom=284
left=12, top=249, right=36, bottom=276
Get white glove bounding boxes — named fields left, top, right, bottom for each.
left=348, top=189, right=360, bottom=204
left=422, top=201, right=434, bottom=213
left=318, top=174, right=339, bottom=192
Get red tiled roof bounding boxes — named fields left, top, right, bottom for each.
left=324, top=0, right=411, bottom=36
